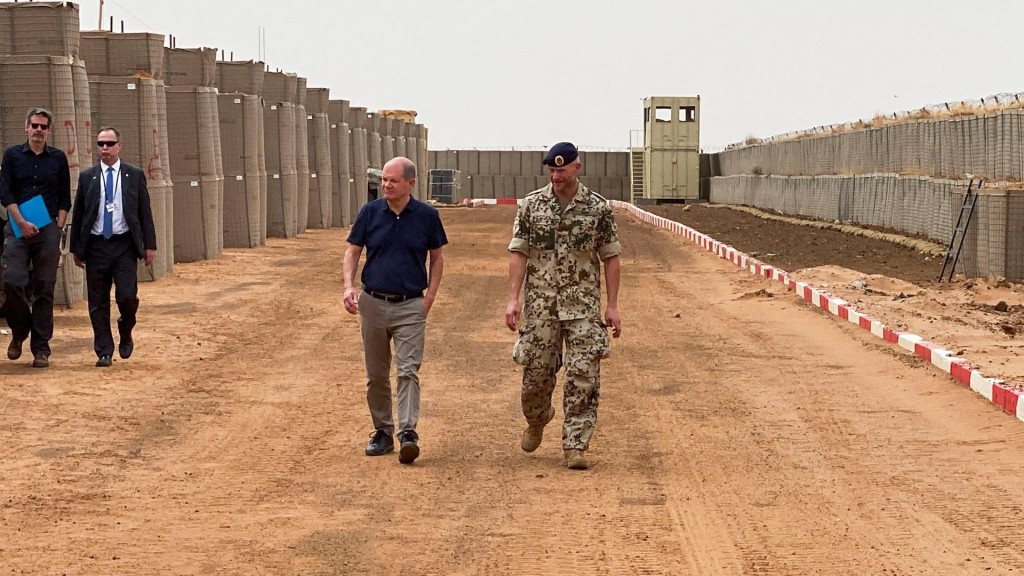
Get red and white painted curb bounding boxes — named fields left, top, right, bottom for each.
left=610, top=200, right=1023, bottom=423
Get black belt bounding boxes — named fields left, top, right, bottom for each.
left=364, top=288, right=422, bottom=303
left=92, top=232, right=130, bottom=241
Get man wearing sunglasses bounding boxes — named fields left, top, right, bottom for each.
left=1, top=108, right=71, bottom=368
left=69, top=127, right=157, bottom=367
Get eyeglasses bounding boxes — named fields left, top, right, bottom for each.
left=29, top=123, right=49, bottom=130
left=96, top=141, right=119, bottom=148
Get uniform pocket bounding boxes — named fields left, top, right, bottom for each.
left=594, top=321, right=611, bottom=360
left=512, top=323, right=537, bottom=365
left=568, top=214, right=599, bottom=252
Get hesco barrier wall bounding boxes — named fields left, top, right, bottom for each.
left=256, top=103, right=268, bottom=245
left=367, top=111, right=382, bottom=170
left=414, top=124, right=426, bottom=201
left=0, top=1, right=79, bottom=58
left=707, top=105, right=1024, bottom=281
left=0, top=56, right=79, bottom=181
left=351, top=127, right=369, bottom=218
left=294, top=104, right=309, bottom=234
left=82, top=29, right=174, bottom=279
left=71, top=57, right=91, bottom=167
left=347, top=106, right=368, bottom=211
left=292, top=76, right=309, bottom=234
left=216, top=59, right=264, bottom=95
left=164, top=46, right=217, bottom=87
left=428, top=150, right=631, bottom=203
left=216, top=58, right=267, bottom=245
left=0, top=3, right=86, bottom=305
left=165, top=85, right=223, bottom=263
left=382, top=133, right=394, bottom=167
left=218, top=93, right=263, bottom=248
left=264, top=101, right=298, bottom=238
left=155, top=86, right=175, bottom=269
left=709, top=174, right=1024, bottom=281
left=262, top=70, right=296, bottom=103
left=328, top=99, right=351, bottom=227
left=718, top=109, right=1024, bottom=183
left=81, top=31, right=163, bottom=79
left=368, top=131, right=382, bottom=171
left=306, top=109, right=333, bottom=229
left=0, top=54, right=86, bottom=305
left=396, top=134, right=406, bottom=161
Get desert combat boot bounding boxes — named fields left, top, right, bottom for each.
left=564, top=449, right=589, bottom=470
left=521, top=405, right=556, bottom=452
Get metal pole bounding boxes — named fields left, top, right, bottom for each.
left=97, top=0, right=103, bottom=30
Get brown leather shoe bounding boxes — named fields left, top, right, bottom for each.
left=521, top=405, right=556, bottom=452
left=31, top=354, right=49, bottom=368
left=564, top=449, right=589, bottom=470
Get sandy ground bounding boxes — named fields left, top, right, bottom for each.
left=2, top=205, right=1024, bottom=574
left=649, top=203, right=1024, bottom=392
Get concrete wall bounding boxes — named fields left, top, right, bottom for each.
left=428, top=149, right=631, bottom=203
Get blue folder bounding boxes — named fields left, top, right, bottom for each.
left=11, top=195, right=52, bottom=239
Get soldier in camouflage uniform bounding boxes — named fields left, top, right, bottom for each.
left=505, top=142, right=622, bottom=470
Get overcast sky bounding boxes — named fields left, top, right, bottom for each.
left=80, top=0, right=1024, bottom=151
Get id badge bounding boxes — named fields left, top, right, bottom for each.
left=105, top=202, right=117, bottom=213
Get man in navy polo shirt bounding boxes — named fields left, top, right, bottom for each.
left=343, top=156, right=447, bottom=464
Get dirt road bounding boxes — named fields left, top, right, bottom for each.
left=2, top=205, right=1023, bottom=574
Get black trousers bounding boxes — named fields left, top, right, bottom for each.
left=2, top=222, right=61, bottom=355
left=84, top=234, right=139, bottom=357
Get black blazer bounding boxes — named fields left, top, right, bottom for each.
left=70, top=162, right=157, bottom=261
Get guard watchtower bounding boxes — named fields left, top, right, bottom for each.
left=633, top=96, right=700, bottom=202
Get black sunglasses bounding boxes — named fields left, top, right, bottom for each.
left=30, top=122, right=49, bottom=130
left=96, top=141, right=119, bottom=148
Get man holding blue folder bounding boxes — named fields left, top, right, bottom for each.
left=0, top=108, right=71, bottom=368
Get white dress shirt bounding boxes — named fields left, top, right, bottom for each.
left=91, top=160, right=129, bottom=236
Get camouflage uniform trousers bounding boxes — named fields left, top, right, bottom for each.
left=514, top=317, right=610, bottom=451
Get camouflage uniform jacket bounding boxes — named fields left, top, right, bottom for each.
left=508, top=182, right=621, bottom=321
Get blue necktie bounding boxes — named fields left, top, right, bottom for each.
left=103, top=167, right=114, bottom=239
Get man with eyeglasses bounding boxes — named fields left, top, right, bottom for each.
left=69, top=127, right=157, bottom=368
left=1, top=108, right=71, bottom=368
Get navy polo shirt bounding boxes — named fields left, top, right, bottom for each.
left=0, top=142, right=72, bottom=218
left=347, top=198, right=448, bottom=295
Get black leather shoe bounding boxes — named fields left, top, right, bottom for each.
left=398, top=430, right=420, bottom=464
left=7, top=337, right=24, bottom=360
left=31, top=354, right=49, bottom=368
left=118, top=337, right=134, bottom=359
left=96, top=355, right=112, bottom=367
left=118, top=317, right=135, bottom=358
left=365, top=430, right=394, bottom=456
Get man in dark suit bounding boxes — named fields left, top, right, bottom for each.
left=70, top=127, right=157, bottom=367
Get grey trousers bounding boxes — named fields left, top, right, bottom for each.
left=2, top=222, right=61, bottom=356
left=358, top=291, right=426, bottom=436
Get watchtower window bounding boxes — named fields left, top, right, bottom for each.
left=680, top=106, right=696, bottom=122
left=655, top=106, right=672, bottom=123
